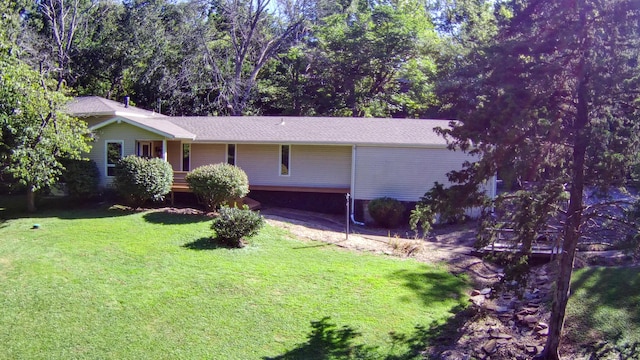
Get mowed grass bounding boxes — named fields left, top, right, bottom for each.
left=0, top=197, right=468, bottom=359
left=566, top=266, right=640, bottom=357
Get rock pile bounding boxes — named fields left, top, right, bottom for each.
left=440, top=265, right=555, bottom=359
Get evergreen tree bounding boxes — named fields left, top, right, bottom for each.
left=413, top=1, right=640, bottom=358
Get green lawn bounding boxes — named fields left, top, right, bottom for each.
left=566, top=266, right=640, bottom=358
left=0, top=196, right=468, bottom=359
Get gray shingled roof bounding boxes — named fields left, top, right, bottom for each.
left=162, top=116, right=455, bottom=147
left=67, top=96, right=167, bottom=118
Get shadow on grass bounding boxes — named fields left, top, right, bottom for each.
left=264, top=308, right=475, bottom=360
left=182, top=237, right=235, bottom=250
left=143, top=211, right=211, bottom=225
left=266, top=267, right=473, bottom=360
left=0, top=195, right=136, bottom=220
left=565, top=267, right=640, bottom=358
left=390, top=266, right=468, bottom=308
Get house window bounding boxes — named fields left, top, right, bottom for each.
left=106, top=141, right=123, bottom=176
left=138, top=141, right=151, bottom=158
left=182, top=143, right=190, bottom=171
left=227, top=144, right=236, bottom=166
left=280, top=144, right=290, bottom=176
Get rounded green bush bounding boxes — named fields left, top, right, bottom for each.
left=113, top=155, right=173, bottom=206
left=367, top=197, right=405, bottom=228
left=212, top=206, right=264, bottom=247
left=185, top=163, right=249, bottom=211
left=60, top=158, right=100, bottom=199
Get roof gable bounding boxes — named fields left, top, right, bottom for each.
left=90, top=117, right=195, bottom=140
left=67, top=96, right=167, bottom=118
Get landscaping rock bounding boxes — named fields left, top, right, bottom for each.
left=523, top=315, right=538, bottom=324
left=470, top=295, right=486, bottom=306
left=537, top=328, right=549, bottom=336
left=482, top=339, right=498, bottom=354
left=480, top=287, right=492, bottom=295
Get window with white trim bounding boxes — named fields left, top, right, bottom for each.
left=280, top=144, right=290, bottom=176
left=227, top=144, right=236, bottom=166
left=106, top=141, right=124, bottom=176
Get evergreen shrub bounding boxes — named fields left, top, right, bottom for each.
left=60, top=158, right=100, bottom=199
left=212, top=206, right=264, bottom=247
left=113, top=155, right=173, bottom=206
left=185, top=163, right=249, bottom=211
left=367, top=197, right=405, bottom=228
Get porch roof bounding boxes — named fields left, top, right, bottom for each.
left=90, top=117, right=196, bottom=140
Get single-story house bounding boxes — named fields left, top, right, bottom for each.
left=68, top=96, right=496, bottom=221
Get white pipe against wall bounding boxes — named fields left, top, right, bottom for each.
left=349, top=145, right=365, bottom=226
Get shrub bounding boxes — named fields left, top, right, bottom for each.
left=185, top=163, right=249, bottom=211
left=113, top=155, right=173, bottom=207
left=60, top=158, right=100, bottom=199
left=212, top=205, right=264, bottom=247
left=367, top=197, right=405, bottom=228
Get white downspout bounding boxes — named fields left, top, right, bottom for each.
left=350, top=145, right=365, bottom=225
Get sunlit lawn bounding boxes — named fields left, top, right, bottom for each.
left=0, top=196, right=468, bottom=359
left=566, top=266, right=640, bottom=358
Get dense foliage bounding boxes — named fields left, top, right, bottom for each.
left=13, top=0, right=445, bottom=117
left=411, top=1, right=640, bottom=358
left=185, top=163, right=249, bottom=211
left=211, top=205, right=265, bottom=247
left=113, top=155, right=173, bottom=207
left=60, top=158, right=100, bottom=200
left=0, top=2, right=91, bottom=211
left=367, top=197, right=405, bottom=228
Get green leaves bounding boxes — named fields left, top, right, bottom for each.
left=0, top=54, right=90, bottom=206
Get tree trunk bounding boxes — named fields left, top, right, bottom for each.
left=538, top=72, right=589, bottom=360
left=26, top=185, right=37, bottom=212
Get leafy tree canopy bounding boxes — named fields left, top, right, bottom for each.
left=413, top=0, right=640, bottom=358
left=1, top=1, right=90, bottom=211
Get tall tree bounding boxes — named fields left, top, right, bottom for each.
left=1, top=1, right=90, bottom=212
left=37, top=0, right=97, bottom=89
left=204, top=0, right=305, bottom=115
left=412, top=0, right=640, bottom=358
left=257, top=0, right=440, bottom=117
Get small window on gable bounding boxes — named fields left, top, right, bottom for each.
left=182, top=143, right=190, bottom=171
left=280, top=144, right=290, bottom=176
left=227, top=144, right=236, bottom=166
left=106, top=141, right=123, bottom=177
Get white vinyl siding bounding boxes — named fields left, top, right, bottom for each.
left=166, top=140, right=182, bottom=171
left=89, top=122, right=164, bottom=186
left=353, top=146, right=473, bottom=202
left=190, top=144, right=226, bottom=168
left=238, top=144, right=351, bottom=188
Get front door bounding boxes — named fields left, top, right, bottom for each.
left=138, top=141, right=152, bottom=158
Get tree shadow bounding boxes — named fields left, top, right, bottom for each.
left=0, top=195, right=136, bottom=220
left=263, top=317, right=380, bottom=360
left=265, top=267, right=473, bottom=360
left=264, top=309, right=476, bottom=360
left=143, top=211, right=211, bottom=225
left=389, top=266, right=468, bottom=308
left=565, top=267, right=640, bottom=358
left=182, top=237, right=234, bottom=250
